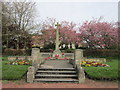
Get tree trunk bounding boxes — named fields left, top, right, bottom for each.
left=24, top=41, right=26, bottom=50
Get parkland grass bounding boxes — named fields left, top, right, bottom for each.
left=2, top=61, right=30, bottom=80
left=83, top=57, right=119, bottom=80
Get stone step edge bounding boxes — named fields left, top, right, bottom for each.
left=35, top=74, right=77, bottom=77
left=36, top=71, right=76, bottom=73
left=38, top=68, right=75, bottom=70
left=34, top=78, right=79, bottom=82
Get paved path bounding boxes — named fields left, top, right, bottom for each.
left=40, top=60, right=73, bottom=68
left=2, top=79, right=118, bottom=88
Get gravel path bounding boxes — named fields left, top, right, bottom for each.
left=2, top=79, right=118, bottom=88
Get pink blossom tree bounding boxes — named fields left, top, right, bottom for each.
left=79, top=19, right=118, bottom=49
left=39, top=19, right=80, bottom=48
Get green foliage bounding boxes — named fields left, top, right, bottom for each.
left=106, top=46, right=120, bottom=49
left=60, top=49, right=75, bottom=53
left=25, top=48, right=32, bottom=56
left=2, top=61, right=30, bottom=80
left=43, top=43, right=55, bottom=49
left=83, top=58, right=119, bottom=80
left=2, top=56, right=8, bottom=61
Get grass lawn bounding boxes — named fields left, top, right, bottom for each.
left=83, top=57, right=119, bottom=80
left=1, top=56, right=119, bottom=81
left=2, top=61, right=30, bottom=80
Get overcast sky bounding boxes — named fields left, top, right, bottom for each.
left=4, top=0, right=118, bottom=24
left=35, top=1, right=118, bottom=24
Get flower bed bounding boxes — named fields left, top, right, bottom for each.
left=81, top=61, right=110, bottom=67
left=5, top=60, right=32, bottom=65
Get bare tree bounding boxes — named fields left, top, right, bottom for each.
left=2, top=1, right=36, bottom=50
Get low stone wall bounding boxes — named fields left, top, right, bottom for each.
left=7, top=56, right=32, bottom=61
left=7, top=53, right=74, bottom=61
left=40, top=53, right=52, bottom=64
left=73, top=49, right=85, bottom=83
left=41, top=53, right=52, bottom=58
left=7, top=55, right=106, bottom=63
left=27, top=48, right=41, bottom=83
left=40, top=53, right=74, bottom=59
left=76, top=64, right=85, bottom=83
left=7, top=53, right=52, bottom=61
left=81, top=57, right=106, bottom=62
left=64, top=53, right=74, bottom=59
left=69, top=59, right=75, bottom=67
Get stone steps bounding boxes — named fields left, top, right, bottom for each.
left=34, top=78, right=79, bottom=82
left=35, top=74, right=77, bottom=77
left=36, top=70, right=76, bottom=73
left=34, top=68, right=78, bottom=83
left=38, top=68, right=75, bottom=71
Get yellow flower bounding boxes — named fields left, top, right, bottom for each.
left=82, top=61, right=86, bottom=64
left=85, top=64, right=91, bottom=67
left=19, top=62, right=24, bottom=65
left=87, top=61, right=91, bottom=63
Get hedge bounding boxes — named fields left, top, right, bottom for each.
left=2, top=48, right=31, bottom=56
left=2, top=48, right=119, bottom=57
left=83, top=49, right=119, bottom=57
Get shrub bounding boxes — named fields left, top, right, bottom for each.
left=25, top=48, right=32, bottom=56
left=40, top=49, right=53, bottom=52
left=61, top=49, right=75, bottom=53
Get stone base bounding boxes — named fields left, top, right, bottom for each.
left=53, top=49, right=62, bottom=58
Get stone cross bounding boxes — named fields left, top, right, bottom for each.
left=55, top=22, right=61, bottom=50
left=53, top=22, right=62, bottom=57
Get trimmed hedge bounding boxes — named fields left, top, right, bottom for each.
left=61, top=49, right=75, bottom=53
left=3, top=48, right=26, bottom=56
left=3, top=48, right=32, bottom=56
left=83, top=49, right=119, bottom=57
left=40, top=49, right=53, bottom=52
